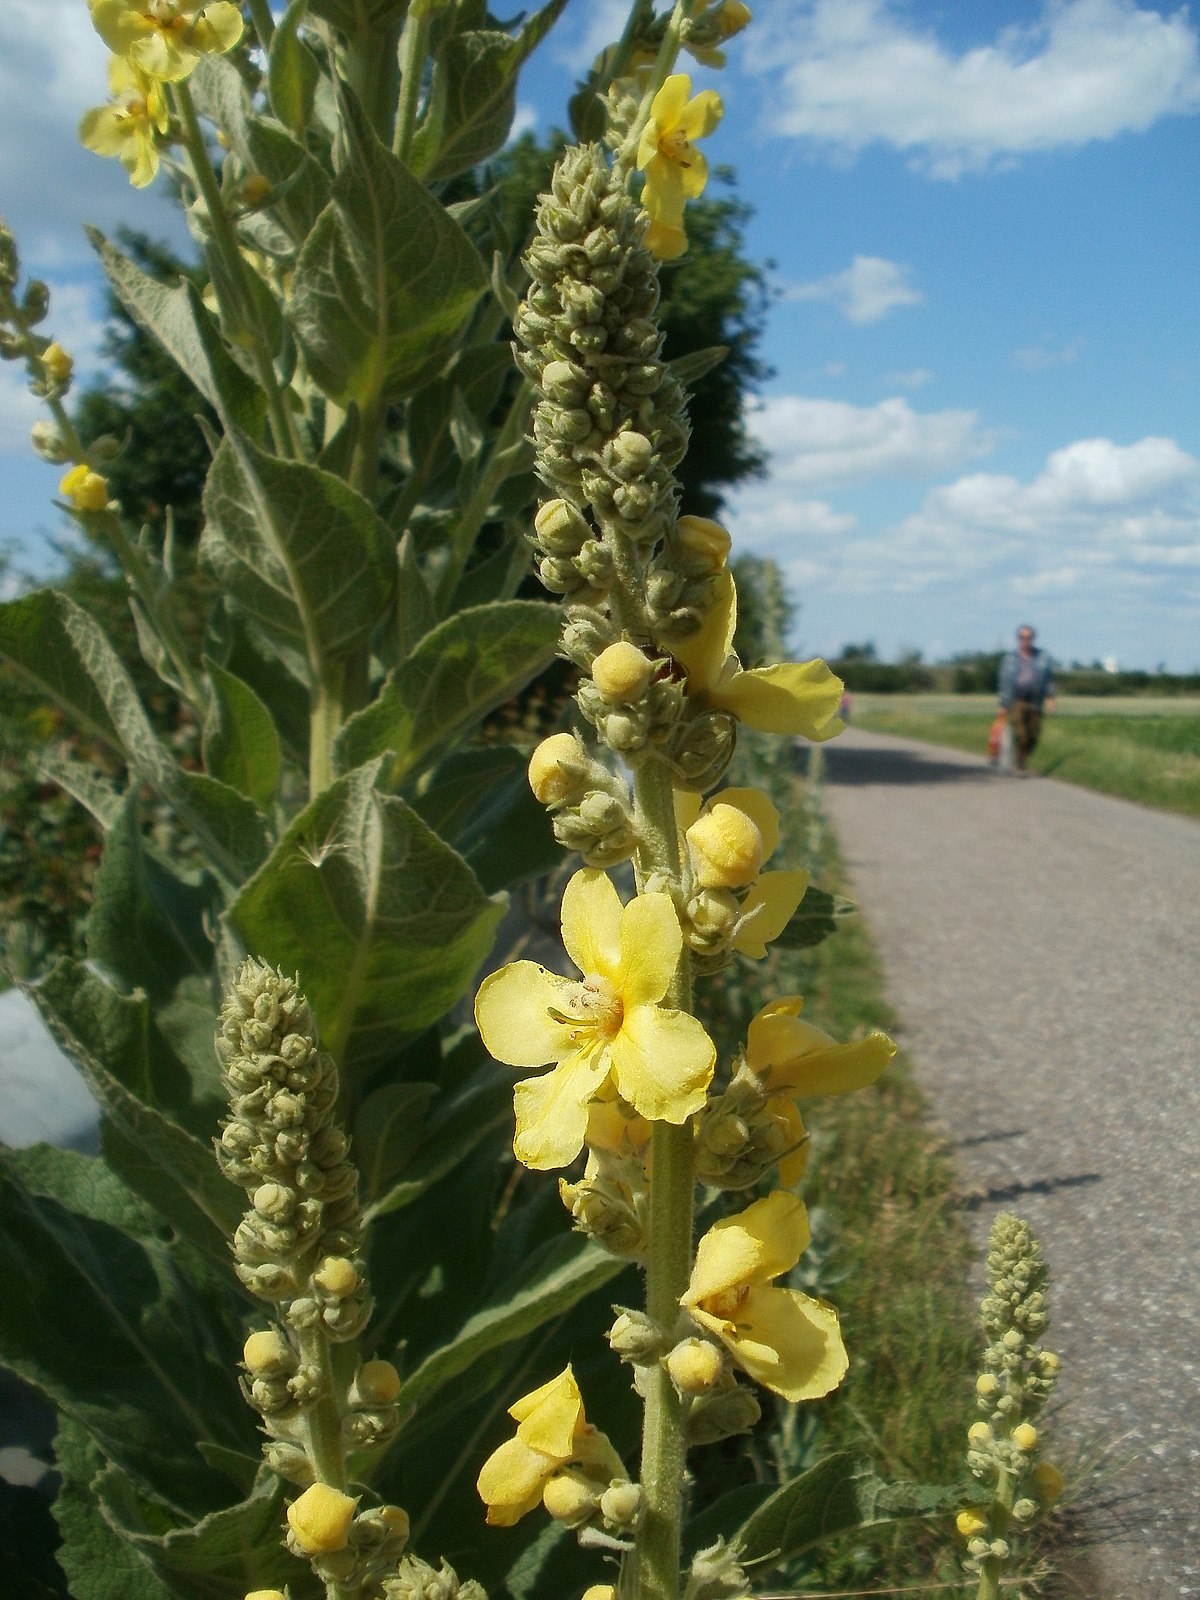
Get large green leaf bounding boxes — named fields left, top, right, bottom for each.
left=227, top=761, right=505, bottom=1069
left=86, top=792, right=219, bottom=1007
left=97, top=1465, right=306, bottom=1599
left=30, top=962, right=240, bottom=1255
left=202, top=658, right=283, bottom=811
left=353, top=1081, right=438, bottom=1202
left=54, top=1420, right=174, bottom=1600
left=288, top=92, right=487, bottom=406
left=410, top=746, right=560, bottom=895
left=0, top=590, right=266, bottom=882
left=267, top=0, right=321, bottom=135
left=410, top=0, right=569, bottom=182
left=1, top=1145, right=161, bottom=1241
left=90, top=232, right=263, bottom=433
left=731, top=1453, right=967, bottom=1572
left=394, top=1235, right=622, bottom=1415
left=0, top=1160, right=246, bottom=1511
left=333, top=599, right=560, bottom=779
left=202, top=428, right=393, bottom=667
left=363, top=1071, right=512, bottom=1221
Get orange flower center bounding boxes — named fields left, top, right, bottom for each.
left=556, top=975, right=624, bottom=1040
left=659, top=127, right=691, bottom=165
left=704, top=1285, right=749, bottom=1321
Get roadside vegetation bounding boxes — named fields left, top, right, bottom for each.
left=853, top=694, right=1200, bottom=821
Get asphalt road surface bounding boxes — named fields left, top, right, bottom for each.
left=818, top=726, right=1199, bottom=1600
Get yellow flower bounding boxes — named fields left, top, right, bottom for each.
left=79, top=55, right=169, bottom=188
left=41, top=343, right=74, bottom=388
left=681, top=1190, right=848, bottom=1401
left=668, top=570, right=844, bottom=741
left=475, top=1367, right=625, bottom=1527
left=744, top=995, right=896, bottom=1099
left=636, top=74, right=723, bottom=260
left=286, top=1482, right=358, bottom=1554
left=89, top=0, right=244, bottom=82
left=475, top=869, right=715, bottom=1169
left=677, top=786, right=810, bottom=959
left=956, top=1508, right=989, bottom=1539
left=59, top=464, right=110, bottom=513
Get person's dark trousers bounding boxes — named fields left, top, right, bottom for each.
left=1009, top=701, right=1042, bottom=768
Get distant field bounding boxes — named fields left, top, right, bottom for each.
left=851, top=695, right=1200, bottom=820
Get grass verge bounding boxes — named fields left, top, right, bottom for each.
left=853, top=696, right=1200, bottom=820
left=795, top=828, right=979, bottom=1588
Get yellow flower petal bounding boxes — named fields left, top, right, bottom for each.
left=615, top=890, right=682, bottom=1008
left=679, top=87, right=724, bottom=141
left=510, top=1366, right=582, bottom=1452
left=683, top=1190, right=809, bottom=1304
left=561, top=868, right=623, bottom=981
left=765, top=1031, right=897, bottom=1098
left=79, top=105, right=129, bottom=159
left=192, top=0, right=244, bottom=54
left=772, top=1099, right=810, bottom=1186
left=716, top=660, right=845, bottom=739
left=649, top=73, right=693, bottom=130
left=679, top=147, right=709, bottom=201
left=724, top=1284, right=848, bottom=1401
left=608, top=1003, right=714, bottom=1124
left=476, top=1435, right=555, bottom=1526
left=645, top=217, right=689, bottom=261
left=475, top=962, right=574, bottom=1068
left=513, top=1050, right=610, bottom=1170
left=731, top=869, right=809, bottom=959
left=673, top=791, right=703, bottom=832
left=669, top=568, right=736, bottom=690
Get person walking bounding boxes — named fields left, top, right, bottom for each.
left=997, top=625, right=1057, bottom=772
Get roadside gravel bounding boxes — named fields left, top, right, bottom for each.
left=818, top=727, right=1200, bottom=1600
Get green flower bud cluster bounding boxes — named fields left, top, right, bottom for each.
left=559, top=1153, right=646, bottom=1258
left=285, top=1485, right=411, bottom=1592
left=609, top=1306, right=756, bottom=1448
left=644, top=515, right=732, bottom=645
left=693, top=1064, right=806, bottom=1189
left=959, top=1213, right=1063, bottom=1590
left=383, top=1555, right=487, bottom=1600
left=576, top=640, right=683, bottom=763
left=527, top=732, right=639, bottom=867
left=216, top=960, right=367, bottom=1324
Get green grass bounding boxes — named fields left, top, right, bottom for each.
left=853, top=694, right=1200, bottom=819
left=791, top=836, right=980, bottom=1587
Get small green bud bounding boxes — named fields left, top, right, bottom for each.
left=598, top=1479, right=641, bottom=1528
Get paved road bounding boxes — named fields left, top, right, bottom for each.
left=818, top=727, right=1199, bottom=1600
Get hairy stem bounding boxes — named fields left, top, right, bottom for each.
left=392, top=2, right=431, bottom=162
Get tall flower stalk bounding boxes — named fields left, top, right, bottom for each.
left=473, top=24, right=896, bottom=1594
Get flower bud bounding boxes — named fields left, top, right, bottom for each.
left=716, top=0, right=752, bottom=40
left=41, top=341, right=73, bottom=387
left=608, top=1309, right=665, bottom=1363
left=245, top=1591, right=288, bottom=1600
left=29, top=420, right=70, bottom=462
left=286, top=1483, right=358, bottom=1554
left=599, top=1479, right=641, bottom=1528
left=1031, top=1461, right=1064, bottom=1505
left=956, top=1508, right=988, bottom=1539
left=674, top=515, right=731, bottom=570
left=686, top=1380, right=761, bottom=1445
left=313, top=1256, right=358, bottom=1298
left=355, top=1359, right=402, bottom=1405
left=534, top=497, right=590, bottom=554
left=528, top=733, right=587, bottom=807
left=592, top=641, right=653, bottom=704
left=686, top=804, right=764, bottom=890
left=541, top=1470, right=598, bottom=1527
left=540, top=359, right=587, bottom=404
left=243, top=1329, right=293, bottom=1375
left=607, top=429, right=653, bottom=480
left=967, top=1422, right=992, bottom=1447
left=238, top=174, right=274, bottom=207
left=1013, top=1497, right=1038, bottom=1523
left=264, top=1441, right=314, bottom=1484
left=665, top=1338, right=725, bottom=1395
left=58, top=464, right=109, bottom=513
left=1012, top=1423, right=1038, bottom=1452
left=581, top=1588, right=618, bottom=1600
left=975, top=1373, right=999, bottom=1400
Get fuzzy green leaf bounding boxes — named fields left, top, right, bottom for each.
left=90, top=232, right=263, bottom=433
left=29, top=961, right=240, bottom=1253
left=53, top=1420, right=174, bottom=1600
left=732, top=1454, right=968, bottom=1571
left=0, top=1145, right=161, bottom=1241
left=202, top=428, right=393, bottom=667
left=202, top=658, right=283, bottom=811
left=395, top=1235, right=622, bottom=1414
left=772, top=886, right=857, bottom=950
left=411, top=1, right=569, bottom=182
left=227, top=761, right=505, bottom=1069
left=333, top=600, right=559, bottom=779
left=267, top=0, right=321, bottom=135
left=669, top=344, right=729, bottom=387
left=354, top=1081, right=439, bottom=1201
left=363, top=1072, right=512, bottom=1221
left=0, top=1161, right=246, bottom=1511
left=289, top=92, right=486, bottom=406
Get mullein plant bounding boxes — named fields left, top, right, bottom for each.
left=472, top=14, right=897, bottom=1596
left=957, top=1214, right=1064, bottom=1600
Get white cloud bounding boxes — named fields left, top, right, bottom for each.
left=1013, top=336, right=1084, bottom=371
left=747, top=0, right=1200, bottom=176
left=884, top=367, right=934, bottom=390
left=781, top=255, right=923, bottom=324
left=747, top=393, right=993, bottom=490
left=553, top=0, right=631, bottom=72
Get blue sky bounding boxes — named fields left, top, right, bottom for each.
left=2, top=1, right=1198, bottom=668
